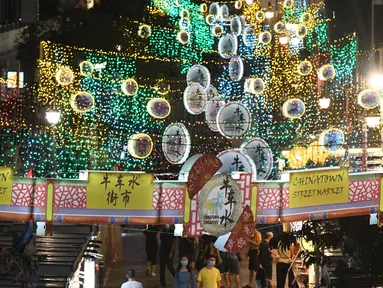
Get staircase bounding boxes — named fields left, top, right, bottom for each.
left=0, top=222, right=93, bottom=288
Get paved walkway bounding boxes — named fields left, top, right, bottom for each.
left=105, top=233, right=276, bottom=288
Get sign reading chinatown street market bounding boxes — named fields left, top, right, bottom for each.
left=289, top=168, right=349, bottom=208
left=0, top=167, right=13, bottom=205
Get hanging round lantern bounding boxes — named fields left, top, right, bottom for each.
left=301, top=12, right=311, bottom=23
left=206, top=14, right=215, bottom=25
left=212, top=25, right=223, bottom=37
left=220, top=5, right=229, bottom=20
left=251, top=78, right=265, bottom=94
left=179, top=17, right=190, bottom=30
left=283, top=0, right=293, bottom=8
left=183, top=83, right=208, bottom=115
left=209, top=2, right=220, bottom=17
left=319, top=128, right=344, bottom=151
left=234, top=0, right=242, bottom=9
left=162, top=123, right=191, bottom=165
left=256, top=11, right=266, bottom=22
left=56, top=67, right=74, bottom=86
left=186, top=64, right=211, bottom=90
left=177, top=30, right=190, bottom=44
left=217, top=102, right=251, bottom=139
left=218, top=34, right=238, bottom=59
left=287, top=147, right=308, bottom=168
left=230, top=16, right=242, bottom=36
left=200, top=3, right=208, bottom=13
left=297, top=60, right=313, bottom=76
left=79, top=61, right=94, bottom=76
left=274, top=21, right=285, bottom=33
left=318, top=64, right=336, bottom=81
left=229, top=56, right=244, bottom=82
left=147, top=98, right=171, bottom=119
left=259, top=31, right=272, bottom=45
left=206, top=84, right=219, bottom=100
left=205, top=96, right=225, bottom=132
left=121, top=78, right=139, bottom=96
left=138, top=24, right=151, bottom=39
left=70, top=91, right=95, bottom=113
left=128, top=133, right=153, bottom=159
left=297, top=24, right=308, bottom=38
left=282, top=99, right=306, bottom=119
left=156, top=80, right=170, bottom=95
left=243, top=26, right=257, bottom=47
left=180, top=9, right=190, bottom=18
left=357, top=89, right=381, bottom=109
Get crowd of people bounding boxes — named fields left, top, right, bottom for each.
left=120, top=225, right=299, bottom=288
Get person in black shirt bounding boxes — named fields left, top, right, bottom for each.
left=159, top=225, right=176, bottom=287
left=259, top=232, right=274, bottom=279
left=179, top=237, right=197, bottom=269
left=143, top=225, right=159, bottom=276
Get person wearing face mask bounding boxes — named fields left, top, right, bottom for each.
left=197, top=255, right=221, bottom=288
left=173, top=256, right=196, bottom=288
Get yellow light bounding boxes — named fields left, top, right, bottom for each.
left=177, top=30, right=190, bottom=44
left=287, top=147, right=308, bottom=168
left=297, top=24, right=308, bottom=38
left=245, top=0, right=253, bottom=4
left=55, top=66, right=74, bottom=86
left=179, top=17, right=190, bottom=30
left=251, top=78, right=265, bottom=94
left=138, top=24, right=151, bottom=39
left=70, top=91, right=95, bottom=113
left=256, top=11, right=266, bottom=22
left=259, top=31, right=272, bottom=45
left=283, top=0, right=293, bottom=8
left=180, top=9, right=190, bottom=18
left=297, top=60, right=312, bottom=76
left=200, top=3, right=207, bottom=12
left=318, top=64, right=336, bottom=81
left=79, top=61, right=94, bottom=76
left=128, top=133, right=153, bottom=159
left=147, top=98, right=171, bottom=119
left=282, top=99, right=306, bottom=119
left=212, top=25, right=223, bottom=37
left=206, top=14, right=215, bottom=25
left=234, top=1, right=242, bottom=9
left=121, top=78, right=139, bottom=96
left=357, top=89, right=380, bottom=109
left=274, top=21, right=285, bottom=33
left=156, top=80, right=170, bottom=95
left=300, top=12, right=311, bottom=23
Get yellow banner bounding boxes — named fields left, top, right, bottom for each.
left=0, top=167, right=13, bottom=205
left=87, top=172, right=153, bottom=210
left=289, top=168, right=349, bottom=208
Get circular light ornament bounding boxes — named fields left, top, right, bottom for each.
left=162, top=123, right=191, bottom=165
left=56, top=67, right=74, bottom=86
left=251, top=78, right=265, bottom=94
left=147, top=98, right=171, bottom=119
left=217, top=102, right=251, bottom=139
left=206, top=85, right=219, bottom=100
left=156, top=80, right=170, bottom=95
left=206, top=14, right=215, bottom=25
left=358, top=89, right=381, bottom=109
left=79, top=61, right=94, bottom=76
left=180, top=9, right=190, bottom=18
left=70, top=91, right=95, bottom=113
left=244, top=78, right=253, bottom=93
left=179, top=17, right=190, bottom=30
left=205, top=96, right=225, bottom=132
left=283, top=0, right=293, bottom=8
left=256, top=11, right=266, bottom=22
left=177, top=30, right=190, bottom=44
left=220, top=4, right=229, bottom=20
left=234, top=0, right=242, bottom=9
left=282, top=98, right=306, bottom=119
left=297, top=24, right=308, bottom=38
left=218, top=34, right=238, bottom=59
left=186, top=64, right=211, bottom=90
left=200, top=3, right=208, bottom=13
left=259, top=31, right=272, bottom=45
left=297, top=60, right=313, bottom=76
left=318, top=64, right=336, bottom=81
left=183, top=83, right=208, bottom=115
left=138, top=24, right=151, bottom=39
left=212, top=25, right=223, bottom=37
left=229, top=56, right=244, bottom=82
left=301, top=12, right=311, bottom=23
left=209, top=2, right=220, bottom=17
left=128, top=133, right=153, bottom=159
left=230, top=16, right=243, bottom=36
left=121, top=78, right=139, bottom=96
left=319, top=128, right=344, bottom=152
left=243, top=26, right=257, bottom=47
left=274, top=21, right=285, bottom=33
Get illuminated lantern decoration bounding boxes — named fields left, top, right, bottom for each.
left=147, top=98, right=171, bottom=119
left=156, top=80, right=170, bottom=95
left=218, top=34, right=238, bottom=59
left=183, top=83, right=208, bottom=115
left=230, top=16, right=243, bottom=36
left=251, top=78, right=265, bottom=94
left=200, top=3, right=208, bottom=12
left=283, top=0, right=293, bottom=8
left=180, top=9, right=190, bottom=18
left=179, top=17, right=190, bottom=30
left=297, top=24, right=308, bottom=38
left=301, top=12, right=311, bottom=23
left=234, top=0, right=242, bottom=9
left=79, top=61, right=94, bottom=76
left=318, top=64, right=336, bottom=81
left=259, top=31, right=272, bottom=45
left=220, top=5, right=229, bottom=20
left=128, top=133, right=153, bottom=159
left=177, top=30, right=190, bottom=44
left=206, top=84, right=219, bottom=100
left=357, top=89, right=380, bottom=109
left=70, top=91, right=95, bottom=113
left=287, top=147, right=308, bottom=168
left=209, top=2, right=220, bottom=17
left=186, top=64, right=211, bottom=90
left=255, top=11, right=266, bottom=22
left=205, top=96, right=225, bottom=132
left=297, top=60, right=313, bottom=76
left=282, top=99, right=306, bottom=119
left=162, top=123, right=191, bottom=165
left=274, top=21, right=285, bottom=33
left=121, top=78, right=139, bottom=96
left=56, top=66, right=74, bottom=86
left=217, top=102, right=251, bottom=139
left=206, top=14, right=215, bottom=25
left=319, top=128, right=344, bottom=151
left=138, top=24, right=151, bottom=39
left=212, top=25, right=223, bottom=37
left=307, top=141, right=329, bottom=165
left=243, top=26, right=256, bottom=47
left=229, top=56, right=244, bottom=81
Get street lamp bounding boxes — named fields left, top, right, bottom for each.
left=46, top=111, right=61, bottom=125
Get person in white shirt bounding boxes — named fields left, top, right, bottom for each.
left=121, top=269, right=144, bottom=288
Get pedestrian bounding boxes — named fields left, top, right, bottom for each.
left=246, top=228, right=262, bottom=288
left=222, top=251, right=241, bottom=288
left=159, top=225, right=176, bottom=287
left=121, top=269, right=143, bottom=288
left=276, top=243, right=293, bottom=288
left=259, top=232, right=273, bottom=280
left=179, top=237, right=197, bottom=269
left=173, top=256, right=196, bottom=288
left=254, top=267, right=271, bottom=288
left=143, top=225, right=159, bottom=276
left=197, top=255, right=221, bottom=288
